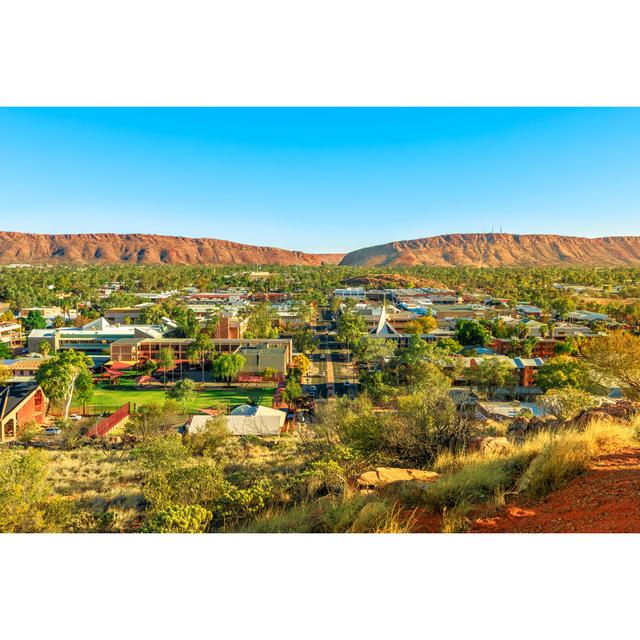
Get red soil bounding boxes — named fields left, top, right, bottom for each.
left=471, top=446, right=640, bottom=533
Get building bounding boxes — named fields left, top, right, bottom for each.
left=0, top=357, right=49, bottom=381
left=333, top=288, right=366, bottom=300
left=215, top=313, right=248, bottom=339
left=110, top=336, right=292, bottom=376
left=236, top=342, right=290, bottom=375
left=104, top=307, right=147, bottom=324
left=0, top=321, right=23, bottom=355
left=0, top=382, right=47, bottom=442
left=491, top=338, right=557, bottom=359
left=185, top=404, right=287, bottom=436
left=28, top=317, right=166, bottom=356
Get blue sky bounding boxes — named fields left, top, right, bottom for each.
left=0, top=108, right=639, bottom=253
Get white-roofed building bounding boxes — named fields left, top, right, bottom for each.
left=185, top=404, right=287, bottom=436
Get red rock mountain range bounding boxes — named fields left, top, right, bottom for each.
left=2, top=231, right=640, bottom=267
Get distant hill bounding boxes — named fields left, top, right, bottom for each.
left=340, top=233, right=640, bottom=267
left=0, top=232, right=344, bottom=266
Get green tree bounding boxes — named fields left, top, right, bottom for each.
left=166, top=378, right=197, bottom=413
left=583, top=331, right=640, bottom=399
left=158, top=347, right=175, bottom=387
left=0, top=449, right=71, bottom=532
left=541, top=388, right=600, bottom=422
left=455, top=319, right=491, bottom=346
left=0, top=342, right=12, bottom=359
left=245, top=303, right=279, bottom=339
left=537, top=356, right=591, bottom=391
left=336, top=309, right=367, bottom=349
left=293, top=327, right=319, bottom=354
left=281, top=379, right=302, bottom=410
left=187, top=332, right=213, bottom=384
left=36, top=349, right=94, bottom=419
left=211, top=353, right=246, bottom=387
left=23, top=310, right=47, bottom=332
left=38, top=340, right=51, bottom=357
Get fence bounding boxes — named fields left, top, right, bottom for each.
left=86, top=403, right=131, bottom=438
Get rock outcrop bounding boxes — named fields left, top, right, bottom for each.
left=340, top=233, right=640, bottom=267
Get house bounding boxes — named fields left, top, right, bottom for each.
left=185, top=404, right=287, bottom=436
left=512, top=357, right=544, bottom=387
left=0, top=381, right=48, bottom=442
left=0, top=321, right=23, bottom=355
left=0, top=356, right=49, bottom=381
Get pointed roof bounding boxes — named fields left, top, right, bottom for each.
left=370, top=303, right=399, bottom=336
left=82, top=317, right=110, bottom=331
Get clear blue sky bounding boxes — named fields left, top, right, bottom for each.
left=1, top=108, right=639, bottom=253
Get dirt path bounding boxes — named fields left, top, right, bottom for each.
left=472, top=446, right=640, bottom=533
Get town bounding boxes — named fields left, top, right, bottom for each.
left=2, top=262, right=640, bottom=532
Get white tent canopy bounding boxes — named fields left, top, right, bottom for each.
left=186, top=404, right=286, bottom=436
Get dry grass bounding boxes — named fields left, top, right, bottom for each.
left=418, top=416, right=639, bottom=532
left=46, top=448, right=144, bottom=531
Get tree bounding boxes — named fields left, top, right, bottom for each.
left=0, top=365, right=12, bottom=387
left=455, top=319, right=491, bottom=346
left=52, top=315, right=67, bottom=328
left=158, top=347, right=175, bottom=387
left=261, top=367, right=279, bottom=382
left=211, top=353, right=245, bottom=387
left=166, top=378, right=197, bottom=413
left=541, top=388, right=600, bottom=422
left=38, top=340, right=51, bottom=357
left=291, top=353, right=311, bottom=378
left=36, top=349, right=94, bottom=419
left=0, top=311, right=14, bottom=323
left=74, top=369, right=95, bottom=415
left=23, top=310, right=46, bottom=332
left=293, top=327, right=319, bottom=354
left=187, top=332, right=213, bottom=384
left=281, top=379, right=302, bottom=410
left=126, top=401, right=183, bottom=442
left=354, top=336, right=396, bottom=363
left=336, top=309, right=366, bottom=349
left=245, top=303, right=279, bottom=339
left=0, top=342, right=12, bottom=359
left=583, top=331, right=640, bottom=399
left=466, top=358, right=516, bottom=397
left=404, top=315, right=437, bottom=335
left=0, top=449, right=71, bottom=532
left=537, top=356, right=591, bottom=391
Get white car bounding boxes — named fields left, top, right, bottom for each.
left=70, top=414, right=82, bottom=421
left=45, top=427, right=61, bottom=435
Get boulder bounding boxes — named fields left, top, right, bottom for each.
left=468, top=435, right=511, bottom=454
left=351, top=467, right=440, bottom=491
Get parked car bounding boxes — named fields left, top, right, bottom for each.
left=45, top=427, right=61, bottom=435
left=70, top=414, right=82, bottom=421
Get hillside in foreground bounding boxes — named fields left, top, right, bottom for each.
left=340, top=233, right=640, bottom=267
left=0, top=232, right=344, bottom=266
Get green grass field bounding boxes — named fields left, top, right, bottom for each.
left=89, top=382, right=276, bottom=413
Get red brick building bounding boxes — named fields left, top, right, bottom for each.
left=0, top=382, right=47, bottom=442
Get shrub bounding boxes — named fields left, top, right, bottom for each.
left=215, top=478, right=274, bottom=525
left=142, top=504, right=212, bottom=533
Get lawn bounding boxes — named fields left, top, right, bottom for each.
left=89, top=381, right=276, bottom=413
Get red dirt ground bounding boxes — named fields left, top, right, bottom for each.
left=471, top=446, right=640, bottom=533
